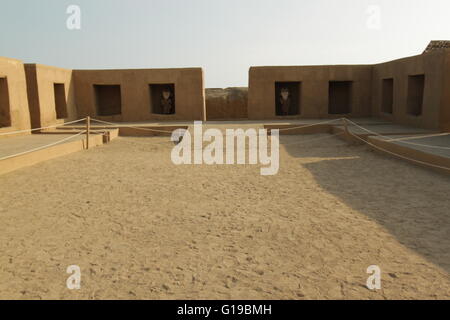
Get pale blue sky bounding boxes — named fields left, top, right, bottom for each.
left=0, top=0, right=449, bottom=87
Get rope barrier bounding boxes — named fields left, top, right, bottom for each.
left=90, top=118, right=343, bottom=134
left=276, top=118, right=343, bottom=132
left=281, top=132, right=345, bottom=146
left=116, top=130, right=346, bottom=151
left=344, top=121, right=450, bottom=172
left=90, top=118, right=175, bottom=134
left=0, top=131, right=86, bottom=161
left=344, top=119, right=450, bottom=150
left=385, top=132, right=450, bottom=142
left=1, top=115, right=448, bottom=173
left=0, top=118, right=87, bottom=136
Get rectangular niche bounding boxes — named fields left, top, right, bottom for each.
left=94, top=85, right=122, bottom=116
left=381, top=78, right=394, bottom=114
left=0, top=77, right=11, bottom=127
left=407, top=74, right=425, bottom=116
left=275, top=82, right=301, bottom=116
left=149, top=84, right=175, bottom=115
left=328, top=81, right=352, bottom=115
left=53, top=83, right=68, bottom=119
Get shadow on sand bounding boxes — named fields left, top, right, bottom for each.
left=280, top=134, right=450, bottom=273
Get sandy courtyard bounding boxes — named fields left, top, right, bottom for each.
left=0, top=133, right=449, bottom=299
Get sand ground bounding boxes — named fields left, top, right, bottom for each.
left=0, top=133, right=449, bottom=299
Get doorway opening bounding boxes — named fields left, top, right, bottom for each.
left=407, top=75, right=425, bottom=116
left=0, top=77, right=11, bottom=127
left=381, top=78, right=394, bottom=114
left=328, top=81, right=352, bottom=114
left=94, top=85, right=122, bottom=116
left=53, top=83, right=68, bottom=119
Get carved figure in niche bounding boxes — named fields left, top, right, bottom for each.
left=279, top=88, right=291, bottom=116
left=161, top=89, right=174, bottom=114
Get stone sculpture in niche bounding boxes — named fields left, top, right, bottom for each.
left=161, top=89, right=174, bottom=114
left=279, top=88, right=291, bottom=116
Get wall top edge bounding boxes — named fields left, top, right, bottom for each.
left=250, top=50, right=450, bottom=71
left=24, top=63, right=73, bottom=72
left=73, top=67, right=203, bottom=72
left=249, top=64, right=373, bottom=70
left=0, top=56, right=24, bottom=65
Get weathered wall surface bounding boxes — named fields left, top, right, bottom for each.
left=73, top=68, right=206, bottom=122
left=248, top=52, right=450, bottom=131
left=248, top=65, right=373, bottom=120
left=3, top=51, right=450, bottom=134
left=0, top=57, right=31, bottom=137
left=371, top=51, right=447, bottom=130
left=439, top=51, right=450, bottom=131
left=205, top=87, right=248, bottom=120
left=25, top=64, right=77, bottom=129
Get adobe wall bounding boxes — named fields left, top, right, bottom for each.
left=205, top=87, right=248, bottom=120
left=73, top=68, right=206, bottom=122
left=371, top=51, right=447, bottom=130
left=247, top=65, right=373, bottom=120
left=24, top=64, right=78, bottom=129
left=0, top=57, right=31, bottom=137
left=439, top=51, right=450, bottom=132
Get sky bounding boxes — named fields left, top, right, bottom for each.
left=0, top=0, right=449, bottom=88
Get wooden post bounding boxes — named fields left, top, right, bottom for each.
left=86, top=116, right=90, bottom=150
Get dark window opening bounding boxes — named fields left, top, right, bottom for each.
left=0, top=77, right=11, bottom=127
left=53, top=83, right=68, bottom=119
left=275, top=82, right=301, bottom=116
left=94, top=85, right=122, bottom=116
left=407, top=75, right=425, bottom=116
left=328, top=81, right=352, bottom=114
left=150, top=84, right=175, bottom=115
left=381, top=78, right=394, bottom=114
